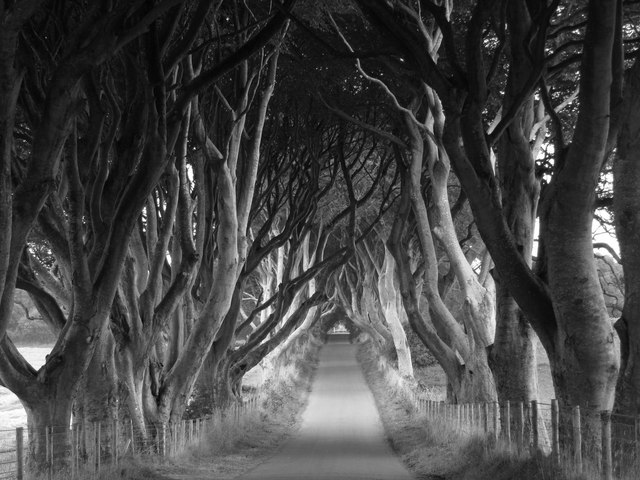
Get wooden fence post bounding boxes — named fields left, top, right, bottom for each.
left=492, top=402, right=499, bottom=442
left=483, top=403, right=489, bottom=434
left=601, top=411, right=613, bottom=480
left=45, top=426, right=49, bottom=477
left=471, top=403, right=475, bottom=430
left=162, top=424, right=167, bottom=458
left=70, top=424, right=76, bottom=480
left=75, top=423, right=80, bottom=476
left=16, top=427, right=24, bottom=480
left=95, top=422, right=101, bottom=475
left=635, top=415, right=640, bottom=463
left=505, top=401, right=511, bottom=450
left=572, top=406, right=583, bottom=474
left=517, top=402, right=525, bottom=452
left=172, top=422, right=177, bottom=455
left=81, top=418, right=87, bottom=468
left=551, top=399, right=560, bottom=465
left=112, top=419, right=119, bottom=465
left=635, top=416, right=639, bottom=462
left=531, top=400, right=539, bottom=455
left=46, top=426, right=53, bottom=480
left=130, top=419, right=135, bottom=455
left=462, top=404, right=466, bottom=431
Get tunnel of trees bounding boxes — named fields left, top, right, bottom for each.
left=1, top=0, right=639, bottom=472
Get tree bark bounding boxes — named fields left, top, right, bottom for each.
left=614, top=57, right=640, bottom=414
left=401, top=105, right=496, bottom=403
left=79, top=328, right=118, bottom=461
left=490, top=0, right=541, bottom=405
left=377, top=246, right=414, bottom=378
left=538, top=0, right=620, bottom=410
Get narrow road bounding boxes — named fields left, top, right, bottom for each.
left=238, top=334, right=414, bottom=480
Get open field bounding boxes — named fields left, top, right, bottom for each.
left=0, top=346, right=51, bottom=429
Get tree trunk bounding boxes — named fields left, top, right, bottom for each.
left=79, top=328, right=118, bottom=461
left=456, top=350, right=498, bottom=403
left=388, top=167, right=463, bottom=393
left=404, top=105, right=496, bottom=403
left=23, top=399, right=72, bottom=473
left=539, top=0, right=621, bottom=411
left=613, top=58, right=640, bottom=414
left=490, top=283, right=539, bottom=402
left=378, top=247, right=414, bottom=378
left=490, top=0, right=541, bottom=405
left=117, top=350, right=148, bottom=449
left=211, top=356, right=235, bottom=410
left=150, top=162, right=239, bottom=424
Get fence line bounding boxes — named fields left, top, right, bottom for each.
left=0, top=393, right=262, bottom=480
left=374, top=355, right=640, bottom=480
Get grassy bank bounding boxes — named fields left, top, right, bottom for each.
left=358, top=341, right=588, bottom=480
left=112, top=340, right=322, bottom=480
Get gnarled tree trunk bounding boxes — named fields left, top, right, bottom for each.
left=490, top=0, right=541, bottom=405
left=613, top=58, right=640, bottom=414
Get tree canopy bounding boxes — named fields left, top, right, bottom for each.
left=1, top=0, right=639, bottom=472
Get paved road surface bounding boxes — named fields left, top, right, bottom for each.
left=238, top=335, right=414, bottom=480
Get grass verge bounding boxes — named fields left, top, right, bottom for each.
left=111, top=343, right=321, bottom=480
left=358, top=341, right=603, bottom=480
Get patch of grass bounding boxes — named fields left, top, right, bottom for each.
left=358, top=342, right=615, bottom=480
left=112, top=339, right=322, bottom=480
left=413, top=365, right=447, bottom=401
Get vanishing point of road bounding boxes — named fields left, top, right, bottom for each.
left=238, top=334, right=413, bottom=480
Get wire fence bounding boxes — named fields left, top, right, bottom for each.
left=375, top=355, right=640, bottom=480
left=0, top=429, right=22, bottom=480
left=0, top=394, right=261, bottom=480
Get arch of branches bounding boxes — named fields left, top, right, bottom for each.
left=1, top=0, right=639, bottom=472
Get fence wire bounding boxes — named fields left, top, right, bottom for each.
left=374, top=354, right=640, bottom=480
left=0, top=393, right=261, bottom=480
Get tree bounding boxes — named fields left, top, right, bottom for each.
left=0, top=0, right=299, bottom=469
left=614, top=55, right=640, bottom=414
left=353, top=0, right=621, bottom=415
left=490, top=0, right=542, bottom=405
left=0, top=2, right=196, bottom=467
